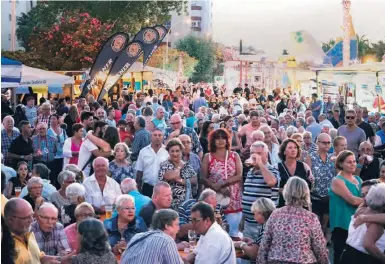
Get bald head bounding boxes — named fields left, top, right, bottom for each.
left=4, top=198, right=32, bottom=218
left=2, top=115, right=14, bottom=131
left=121, top=178, right=137, bottom=194
left=170, top=114, right=182, bottom=130
left=317, top=133, right=331, bottom=143
left=4, top=198, right=34, bottom=235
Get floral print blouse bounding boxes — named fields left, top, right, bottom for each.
left=158, top=159, right=196, bottom=209
left=258, top=206, right=329, bottom=264
left=108, top=160, right=134, bottom=184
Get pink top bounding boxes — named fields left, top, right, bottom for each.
left=208, top=151, right=242, bottom=214
left=69, top=139, right=82, bottom=165
left=64, top=223, right=79, bottom=253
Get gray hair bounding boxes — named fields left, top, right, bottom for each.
left=114, top=142, right=130, bottom=159
left=120, top=178, right=137, bottom=194
left=92, top=156, right=109, bottom=168
left=74, top=202, right=94, bottom=217
left=303, top=131, right=312, bottom=139
left=153, top=181, right=171, bottom=198
left=116, top=194, right=135, bottom=208
left=65, top=183, right=86, bottom=203
left=306, top=116, right=315, bottom=124
left=198, top=188, right=216, bottom=202
left=251, top=197, right=276, bottom=220
left=27, top=177, right=43, bottom=189
left=250, top=141, right=269, bottom=153
left=365, top=183, right=385, bottom=211
left=156, top=106, right=165, bottom=113
left=37, top=202, right=58, bottom=215
left=57, top=170, right=76, bottom=185
left=259, top=125, right=272, bottom=133
left=286, top=126, right=298, bottom=137
left=152, top=96, right=158, bottom=103
left=296, top=117, right=305, bottom=126
left=151, top=209, right=179, bottom=230
left=252, top=130, right=265, bottom=140
left=63, top=164, right=84, bottom=183
left=136, top=116, right=146, bottom=128
left=283, top=176, right=310, bottom=207
left=329, top=128, right=338, bottom=140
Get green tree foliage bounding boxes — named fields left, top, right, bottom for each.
left=176, top=36, right=215, bottom=83
left=16, top=1, right=185, bottom=51
left=356, top=34, right=371, bottom=59
left=321, top=39, right=336, bottom=53
left=367, top=40, right=385, bottom=62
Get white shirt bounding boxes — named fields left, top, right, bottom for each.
left=135, top=145, right=169, bottom=186
left=77, top=139, right=98, bottom=177
left=194, top=222, right=236, bottom=264
left=83, top=174, right=122, bottom=208
left=269, top=143, right=281, bottom=165
left=319, top=119, right=333, bottom=128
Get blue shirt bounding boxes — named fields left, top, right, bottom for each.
left=128, top=190, right=151, bottom=216
left=310, top=100, right=322, bottom=119
left=152, top=118, right=167, bottom=132
left=306, top=122, right=322, bottom=142
left=104, top=215, right=147, bottom=247
left=377, top=130, right=385, bottom=145
left=164, top=126, right=202, bottom=155
left=192, top=97, right=208, bottom=113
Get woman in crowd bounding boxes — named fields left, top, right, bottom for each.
left=61, top=183, right=86, bottom=227
left=329, top=150, right=363, bottom=264
left=331, top=136, right=348, bottom=161
left=291, top=133, right=308, bottom=162
left=19, top=163, right=56, bottom=199
left=109, top=143, right=134, bottom=184
left=142, top=106, right=154, bottom=131
left=295, top=117, right=306, bottom=133
left=201, top=128, right=243, bottom=239
left=258, top=176, right=329, bottom=264
left=63, top=123, right=84, bottom=167
left=234, top=198, right=276, bottom=263
left=111, top=101, right=122, bottom=123
left=50, top=170, right=76, bottom=212
left=47, top=113, right=67, bottom=188
left=158, top=139, right=197, bottom=209
left=286, top=125, right=298, bottom=138
left=64, top=202, right=95, bottom=253
left=86, top=125, right=118, bottom=162
left=303, top=131, right=318, bottom=154
left=340, top=183, right=385, bottom=264
left=199, top=121, right=214, bottom=155
left=23, top=176, right=45, bottom=211
left=6, top=161, right=29, bottom=198
left=104, top=195, right=147, bottom=255
left=63, top=164, right=84, bottom=183
left=71, top=218, right=117, bottom=264
left=276, top=138, right=314, bottom=207
left=64, top=105, right=79, bottom=137
left=223, top=116, right=242, bottom=153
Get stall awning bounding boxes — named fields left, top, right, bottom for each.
left=15, top=85, right=63, bottom=94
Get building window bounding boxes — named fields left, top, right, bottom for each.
left=191, top=20, right=201, bottom=28
left=8, top=34, right=11, bottom=41
left=9, top=14, right=12, bottom=21
left=191, top=5, right=202, bottom=10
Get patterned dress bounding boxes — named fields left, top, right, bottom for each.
left=258, top=206, right=329, bottom=264
left=158, top=160, right=196, bottom=209
left=208, top=151, right=242, bottom=214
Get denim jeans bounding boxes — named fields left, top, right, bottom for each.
left=225, top=212, right=243, bottom=237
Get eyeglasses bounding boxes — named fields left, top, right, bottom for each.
left=191, top=217, right=203, bottom=223
left=345, top=116, right=355, bottom=120
left=318, top=141, right=331, bottom=145
left=39, top=215, right=58, bottom=222
left=13, top=214, right=34, bottom=221
left=120, top=207, right=135, bottom=211
left=181, top=141, right=191, bottom=144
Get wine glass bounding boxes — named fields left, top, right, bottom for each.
left=188, top=230, right=197, bottom=252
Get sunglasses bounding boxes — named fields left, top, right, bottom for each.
left=345, top=116, right=355, bottom=120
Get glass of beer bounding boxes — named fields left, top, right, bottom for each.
left=188, top=230, right=197, bottom=252
left=15, top=187, right=22, bottom=197
left=104, top=196, right=114, bottom=219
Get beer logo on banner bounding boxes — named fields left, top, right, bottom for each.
left=155, top=26, right=166, bottom=39
left=127, top=42, right=142, bottom=57
left=111, top=35, right=127, bottom=52
left=143, top=29, right=157, bottom=44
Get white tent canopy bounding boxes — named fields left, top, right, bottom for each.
left=1, top=65, right=74, bottom=88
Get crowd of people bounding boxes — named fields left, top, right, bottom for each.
left=1, top=83, right=385, bottom=264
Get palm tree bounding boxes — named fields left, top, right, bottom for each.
left=356, top=34, right=371, bottom=59
left=322, top=39, right=336, bottom=53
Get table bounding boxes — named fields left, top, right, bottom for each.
left=178, top=249, right=244, bottom=259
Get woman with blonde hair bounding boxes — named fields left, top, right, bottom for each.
left=258, top=176, right=329, bottom=264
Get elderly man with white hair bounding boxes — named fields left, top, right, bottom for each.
left=1, top=115, right=20, bottom=166
left=242, top=141, right=280, bottom=240
left=83, top=157, right=122, bottom=213
left=31, top=202, right=71, bottom=256
left=260, top=125, right=281, bottom=165
left=121, top=178, right=150, bottom=216
left=61, top=182, right=86, bottom=227
left=153, top=106, right=167, bottom=132
left=104, top=194, right=147, bottom=255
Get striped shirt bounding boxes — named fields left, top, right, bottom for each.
left=121, top=230, right=183, bottom=264
left=131, top=128, right=151, bottom=162
left=242, top=165, right=280, bottom=224
left=31, top=221, right=70, bottom=256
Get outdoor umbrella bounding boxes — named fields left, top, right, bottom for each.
left=1, top=57, right=22, bottom=88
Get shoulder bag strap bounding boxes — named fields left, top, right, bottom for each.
left=128, top=232, right=156, bottom=249
left=219, top=235, right=234, bottom=264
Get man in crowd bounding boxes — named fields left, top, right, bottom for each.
left=355, top=141, right=382, bottom=181
left=80, top=111, right=94, bottom=137
left=306, top=116, right=322, bottom=142
left=164, top=114, right=203, bottom=159
left=121, top=209, right=183, bottom=264
left=136, top=128, right=169, bottom=197
left=31, top=202, right=71, bottom=256
left=337, top=109, right=366, bottom=156
left=329, top=109, right=341, bottom=129
left=105, top=106, right=116, bottom=127
left=193, top=93, right=208, bottom=113
left=238, top=110, right=261, bottom=157
left=179, top=134, right=201, bottom=195
left=25, top=96, right=37, bottom=127
left=185, top=202, right=236, bottom=264
left=4, top=198, right=74, bottom=263
left=121, top=178, right=151, bottom=216
left=131, top=116, right=151, bottom=162
left=8, top=120, right=34, bottom=169
left=323, top=96, right=334, bottom=114
left=32, top=122, right=57, bottom=165
left=83, top=157, right=122, bottom=213
left=242, top=141, right=279, bottom=239
left=1, top=116, right=20, bottom=166
left=355, top=106, right=375, bottom=144
left=139, top=181, right=172, bottom=227
left=153, top=106, right=167, bottom=132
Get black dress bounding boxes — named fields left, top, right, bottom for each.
left=64, top=115, right=76, bottom=137
left=9, top=175, right=28, bottom=196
